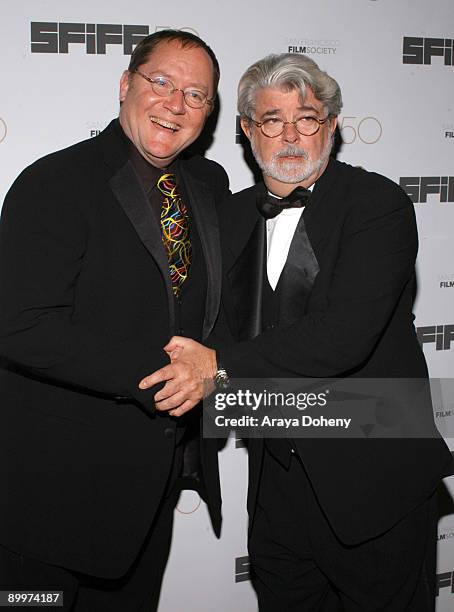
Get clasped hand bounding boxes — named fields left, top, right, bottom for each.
left=138, top=337, right=217, bottom=417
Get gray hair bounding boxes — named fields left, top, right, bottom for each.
left=237, top=53, right=342, bottom=121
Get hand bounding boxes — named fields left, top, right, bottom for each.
left=138, top=360, right=206, bottom=416
left=138, top=338, right=217, bottom=417
left=164, top=336, right=217, bottom=377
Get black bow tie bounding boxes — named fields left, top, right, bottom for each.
left=256, top=186, right=312, bottom=220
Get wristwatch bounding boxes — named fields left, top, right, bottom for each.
left=214, top=364, right=230, bottom=390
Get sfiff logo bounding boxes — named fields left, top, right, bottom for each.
left=437, top=570, right=454, bottom=596
left=235, top=556, right=250, bottom=583
left=31, top=22, right=199, bottom=54
left=403, top=37, right=454, bottom=66
left=399, top=177, right=454, bottom=203
left=417, top=325, right=454, bottom=351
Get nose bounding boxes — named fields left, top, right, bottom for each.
left=164, top=89, right=186, bottom=115
left=281, top=121, right=299, bottom=143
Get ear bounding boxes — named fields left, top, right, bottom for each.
left=206, top=100, right=215, bottom=117
left=240, top=117, right=252, bottom=140
left=329, top=116, right=338, bottom=134
left=119, top=70, right=131, bottom=103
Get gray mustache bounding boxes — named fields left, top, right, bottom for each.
left=273, top=146, right=309, bottom=160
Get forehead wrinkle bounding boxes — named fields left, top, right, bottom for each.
left=299, top=104, right=320, bottom=113
left=259, top=104, right=319, bottom=119
left=260, top=108, right=282, bottom=117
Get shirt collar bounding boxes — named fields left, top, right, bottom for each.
left=115, top=119, right=178, bottom=193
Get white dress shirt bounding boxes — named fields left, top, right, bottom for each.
left=266, top=185, right=314, bottom=290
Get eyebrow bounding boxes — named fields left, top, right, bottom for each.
left=146, top=70, right=209, bottom=92
left=260, top=104, right=320, bottom=118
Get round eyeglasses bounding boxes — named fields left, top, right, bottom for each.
left=247, top=115, right=331, bottom=138
left=133, top=70, right=213, bottom=109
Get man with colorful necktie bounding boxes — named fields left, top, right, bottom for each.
left=143, top=53, right=454, bottom=610
left=0, top=30, right=228, bottom=610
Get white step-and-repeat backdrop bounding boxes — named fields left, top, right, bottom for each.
left=1, top=1, right=453, bottom=610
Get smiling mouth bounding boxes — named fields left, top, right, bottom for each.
left=150, top=116, right=180, bottom=132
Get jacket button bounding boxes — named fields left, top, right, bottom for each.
left=164, top=427, right=175, bottom=438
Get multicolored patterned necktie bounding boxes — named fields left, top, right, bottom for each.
left=157, top=173, right=192, bottom=297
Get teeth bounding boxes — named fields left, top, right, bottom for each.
left=150, top=117, right=179, bottom=131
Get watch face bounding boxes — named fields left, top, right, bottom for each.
left=215, top=369, right=230, bottom=390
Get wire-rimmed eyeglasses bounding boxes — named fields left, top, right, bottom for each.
left=247, top=115, right=331, bottom=138
left=133, top=70, right=213, bottom=109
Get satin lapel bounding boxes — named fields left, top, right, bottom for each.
left=224, top=184, right=267, bottom=341
left=303, top=157, right=340, bottom=252
left=276, top=214, right=320, bottom=326
left=179, top=166, right=222, bottom=340
left=224, top=184, right=266, bottom=267
left=227, top=217, right=266, bottom=341
left=109, top=161, right=175, bottom=329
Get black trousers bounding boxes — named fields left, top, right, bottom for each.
left=249, top=447, right=437, bottom=611
left=0, top=488, right=177, bottom=612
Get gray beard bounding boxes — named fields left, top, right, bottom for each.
left=251, top=138, right=332, bottom=184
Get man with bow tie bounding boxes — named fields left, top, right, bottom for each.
left=0, top=30, right=228, bottom=610
left=143, top=53, right=453, bottom=610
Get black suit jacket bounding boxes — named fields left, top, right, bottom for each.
left=0, top=120, right=229, bottom=577
left=218, top=158, right=453, bottom=545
